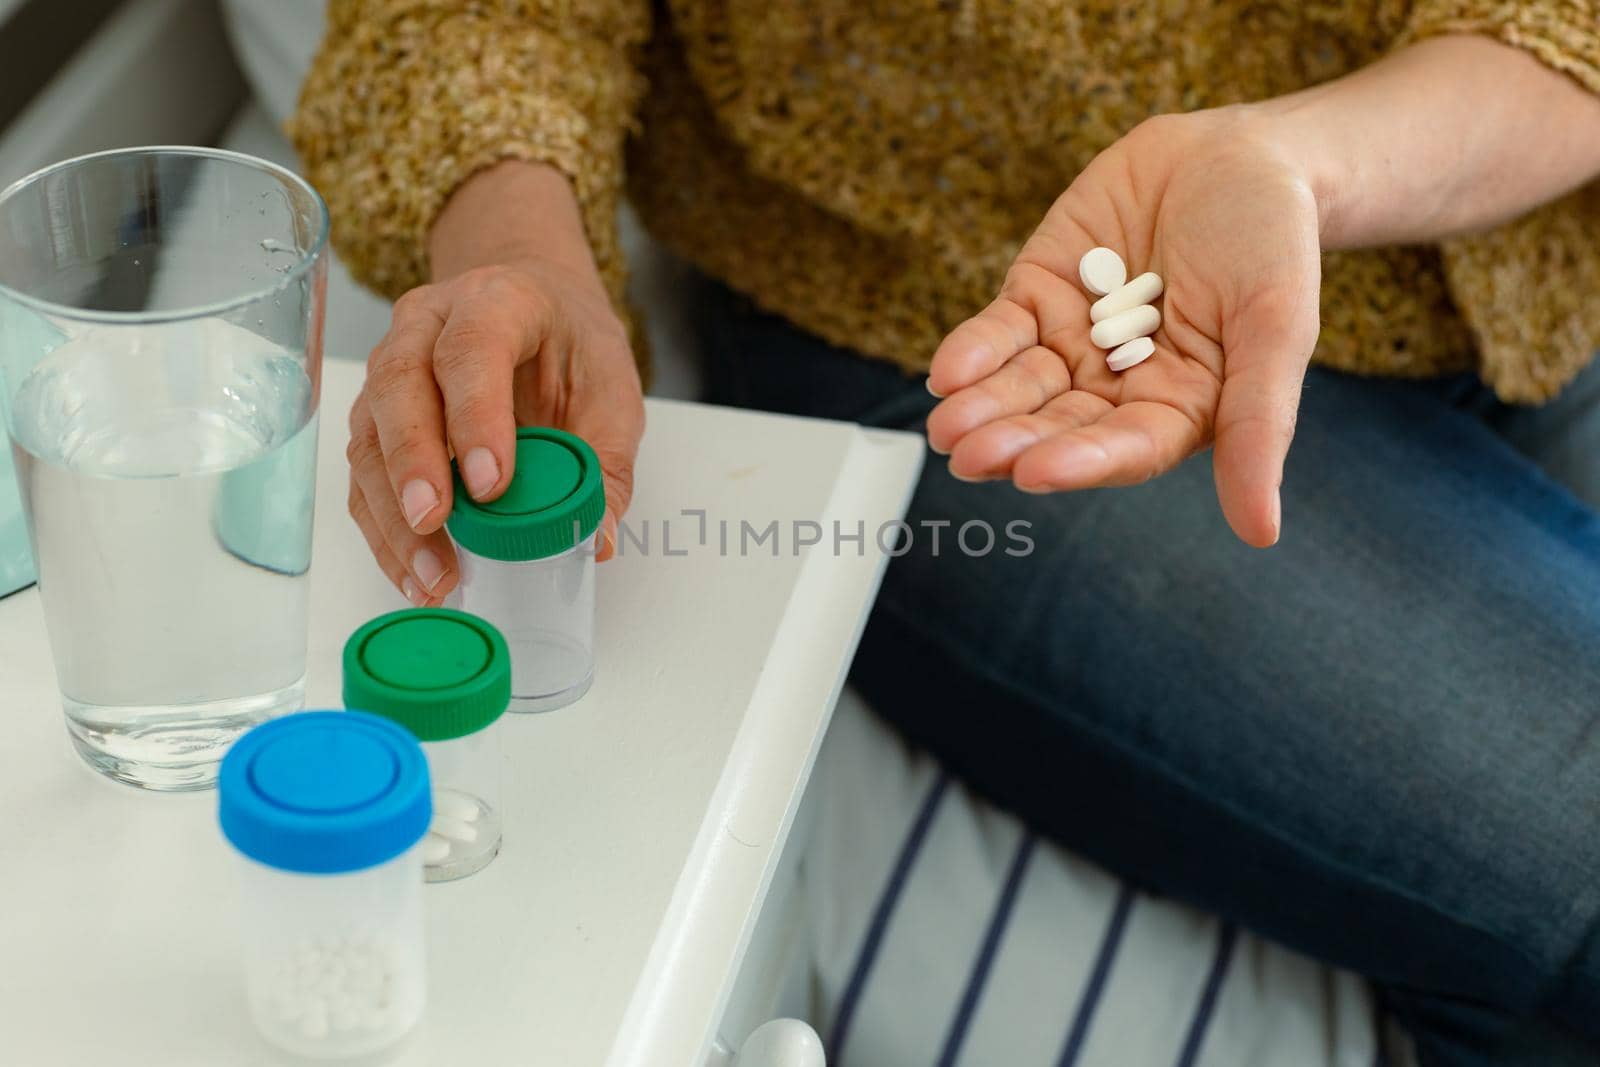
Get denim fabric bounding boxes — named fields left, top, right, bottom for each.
left=691, top=280, right=1600, bottom=1067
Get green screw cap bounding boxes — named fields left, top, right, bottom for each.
left=446, top=427, right=605, bottom=561
left=342, top=608, right=511, bottom=742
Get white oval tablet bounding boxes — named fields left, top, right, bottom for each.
left=422, top=835, right=451, bottom=863
left=1090, top=271, right=1164, bottom=322
left=1089, top=303, right=1161, bottom=349
left=1078, top=247, right=1127, bottom=296
left=1106, top=335, right=1155, bottom=372
left=433, top=789, right=481, bottom=822
left=430, top=814, right=479, bottom=844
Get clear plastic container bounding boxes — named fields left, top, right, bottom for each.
left=344, top=608, right=511, bottom=882
left=219, top=711, right=432, bottom=1059
left=447, top=427, right=604, bottom=713
left=421, top=725, right=502, bottom=880
left=454, top=534, right=597, bottom=712
left=237, top=849, right=425, bottom=1058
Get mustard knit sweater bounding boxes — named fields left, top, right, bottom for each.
left=291, top=0, right=1600, bottom=403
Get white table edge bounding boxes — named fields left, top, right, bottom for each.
left=607, top=423, right=926, bottom=1066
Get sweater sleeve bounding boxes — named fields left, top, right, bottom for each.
left=288, top=0, right=651, bottom=307
left=1398, top=0, right=1600, bottom=402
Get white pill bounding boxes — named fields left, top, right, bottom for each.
left=432, top=789, right=480, bottom=822
left=1078, top=247, right=1126, bottom=296
left=1106, top=336, right=1156, bottom=372
left=1090, top=304, right=1161, bottom=349
left=1090, top=271, right=1164, bottom=322
left=430, top=814, right=479, bottom=843
left=421, top=833, right=451, bottom=863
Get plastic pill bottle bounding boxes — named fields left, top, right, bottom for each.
left=343, top=607, right=511, bottom=882
left=447, top=427, right=604, bottom=713
left=218, top=711, right=431, bottom=1060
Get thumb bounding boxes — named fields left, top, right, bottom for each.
left=1212, top=282, right=1320, bottom=548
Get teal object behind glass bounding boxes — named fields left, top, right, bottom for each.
left=0, top=303, right=61, bottom=597
left=0, top=435, right=35, bottom=597
left=0, top=147, right=328, bottom=791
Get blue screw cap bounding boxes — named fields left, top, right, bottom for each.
left=219, top=711, right=432, bottom=874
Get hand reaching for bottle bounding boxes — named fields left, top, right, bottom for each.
left=925, top=109, right=1323, bottom=547
left=345, top=163, right=644, bottom=605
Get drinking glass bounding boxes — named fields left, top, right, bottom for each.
left=0, top=147, right=328, bottom=790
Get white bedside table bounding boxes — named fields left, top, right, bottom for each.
left=0, top=358, right=923, bottom=1066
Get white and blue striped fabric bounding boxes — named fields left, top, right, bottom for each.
left=802, top=694, right=1414, bottom=1067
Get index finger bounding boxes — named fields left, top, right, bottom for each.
left=364, top=288, right=453, bottom=534
left=431, top=290, right=529, bottom=505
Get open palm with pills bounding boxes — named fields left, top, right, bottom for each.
left=926, top=110, right=1323, bottom=548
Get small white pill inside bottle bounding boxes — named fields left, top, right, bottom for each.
left=219, top=712, right=432, bottom=1060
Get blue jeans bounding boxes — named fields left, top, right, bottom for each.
left=692, top=281, right=1600, bottom=1067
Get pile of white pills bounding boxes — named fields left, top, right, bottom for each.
left=422, top=787, right=491, bottom=863
left=1077, top=247, right=1164, bottom=372
left=259, top=931, right=419, bottom=1050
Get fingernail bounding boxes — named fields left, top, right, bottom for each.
left=412, top=547, right=444, bottom=591
left=462, top=447, right=500, bottom=500
left=401, top=480, right=438, bottom=530
left=948, top=464, right=980, bottom=483
left=928, top=439, right=950, bottom=456
left=401, top=577, right=427, bottom=606
left=926, top=377, right=944, bottom=398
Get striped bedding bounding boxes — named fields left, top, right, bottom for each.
left=801, top=692, right=1414, bottom=1067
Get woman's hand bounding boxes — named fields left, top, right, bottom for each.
left=346, top=163, right=644, bottom=605
left=926, top=109, right=1322, bottom=547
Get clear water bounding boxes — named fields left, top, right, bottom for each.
left=8, top=321, right=318, bottom=789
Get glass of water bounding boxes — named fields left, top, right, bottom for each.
left=0, top=147, right=327, bottom=790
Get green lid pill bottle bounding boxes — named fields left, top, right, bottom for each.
left=343, top=608, right=511, bottom=882
left=446, top=427, right=603, bottom=713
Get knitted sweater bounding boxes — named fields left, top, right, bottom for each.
left=291, top=0, right=1600, bottom=403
